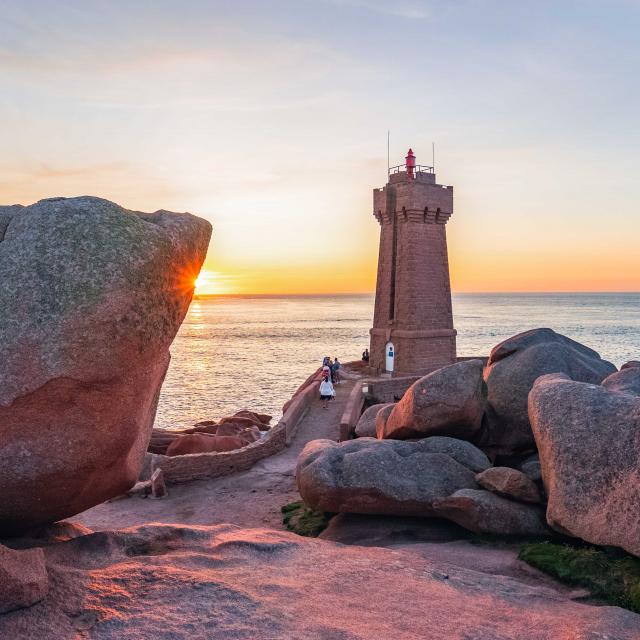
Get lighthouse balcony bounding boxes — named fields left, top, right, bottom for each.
left=388, top=165, right=436, bottom=184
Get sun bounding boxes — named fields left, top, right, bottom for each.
left=192, top=270, right=236, bottom=295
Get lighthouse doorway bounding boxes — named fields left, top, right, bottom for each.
left=385, top=342, right=395, bottom=373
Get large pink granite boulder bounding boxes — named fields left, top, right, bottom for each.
left=0, top=197, right=211, bottom=534
left=296, top=436, right=490, bottom=517
left=529, top=373, right=640, bottom=556
left=481, top=328, right=616, bottom=456
left=379, top=360, right=485, bottom=441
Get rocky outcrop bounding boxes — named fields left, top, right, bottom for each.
left=165, top=433, right=254, bottom=456
left=380, top=360, right=486, bottom=441
left=0, top=197, right=211, bottom=534
left=215, top=423, right=261, bottom=440
left=529, top=373, right=640, bottom=556
left=150, top=424, right=260, bottom=456
left=432, top=489, right=550, bottom=536
left=481, top=328, right=616, bottom=456
left=0, top=544, right=48, bottom=614
left=355, top=403, right=392, bottom=438
left=602, top=367, right=640, bottom=397
left=475, top=467, right=542, bottom=503
left=296, top=437, right=490, bottom=517
left=621, top=361, right=640, bottom=370
left=218, top=411, right=272, bottom=431
left=149, top=409, right=268, bottom=455
left=148, top=428, right=182, bottom=455
left=3, top=523, right=638, bottom=639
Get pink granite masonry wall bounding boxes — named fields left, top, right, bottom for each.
left=369, top=168, right=457, bottom=376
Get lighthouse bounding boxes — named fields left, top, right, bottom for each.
left=369, top=149, right=457, bottom=376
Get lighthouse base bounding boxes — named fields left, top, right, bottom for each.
left=369, top=327, right=457, bottom=377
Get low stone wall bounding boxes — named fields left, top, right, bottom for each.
left=365, top=376, right=421, bottom=405
left=146, top=371, right=322, bottom=484
left=282, top=373, right=322, bottom=445
left=339, top=382, right=365, bottom=441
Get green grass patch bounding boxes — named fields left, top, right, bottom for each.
left=519, top=542, right=640, bottom=612
left=281, top=501, right=330, bottom=537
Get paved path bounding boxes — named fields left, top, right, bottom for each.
left=74, top=378, right=357, bottom=533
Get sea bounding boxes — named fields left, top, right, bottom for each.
left=155, top=293, right=640, bottom=430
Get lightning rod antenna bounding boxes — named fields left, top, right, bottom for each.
left=432, top=141, right=435, bottom=170
left=387, top=130, right=390, bottom=177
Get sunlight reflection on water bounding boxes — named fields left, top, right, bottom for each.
left=155, top=293, right=640, bottom=430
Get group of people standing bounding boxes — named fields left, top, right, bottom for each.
left=319, top=356, right=341, bottom=408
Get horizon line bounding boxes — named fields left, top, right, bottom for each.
left=193, top=290, right=640, bottom=298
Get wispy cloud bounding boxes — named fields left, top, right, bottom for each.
left=318, top=0, right=431, bottom=19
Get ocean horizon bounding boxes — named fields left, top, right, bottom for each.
left=155, top=292, right=640, bottom=430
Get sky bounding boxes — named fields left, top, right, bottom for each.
left=1, top=0, right=639, bottom=294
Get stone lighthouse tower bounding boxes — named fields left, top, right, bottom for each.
left=369, top=149, right=456, bottom=376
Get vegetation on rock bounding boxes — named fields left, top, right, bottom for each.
left=281, top=501, right=330, bottom=537
left=519, top=541, right=640, bottom=613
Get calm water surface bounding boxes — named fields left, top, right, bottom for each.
left=155, top=293, right=640, bottom=430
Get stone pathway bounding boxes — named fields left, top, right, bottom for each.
left=73, top=378, right=357, bottom=532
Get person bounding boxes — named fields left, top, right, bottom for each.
left=327, top=357, right=334, bottom=382
left=332, top=357, right=341, bottom=384
left=322, top=362, right=331, bottom=380
left=319, top=374, right=335, bottom=409
left=322, top=356, right=330, bottom=367
left=362, top=348, right=369, bottom=362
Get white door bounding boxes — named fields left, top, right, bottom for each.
left=385, top=342, right=395, bottom=372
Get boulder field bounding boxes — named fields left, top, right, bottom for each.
left=372, top=328, right=616, bottom=458
left=0, top=197, right=211, bottom=534
left=1, top=523, right=639, bottom=640
left=319, top=328, right=640, bottom=556
left=149, top=409, right=271, bottom=456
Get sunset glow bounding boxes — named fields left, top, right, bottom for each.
left=193, top=270, right=238, bottom=295
left=2, top=2, right=640, bottom=294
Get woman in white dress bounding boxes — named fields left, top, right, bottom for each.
left=319, top=375, right=335, bottom=409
